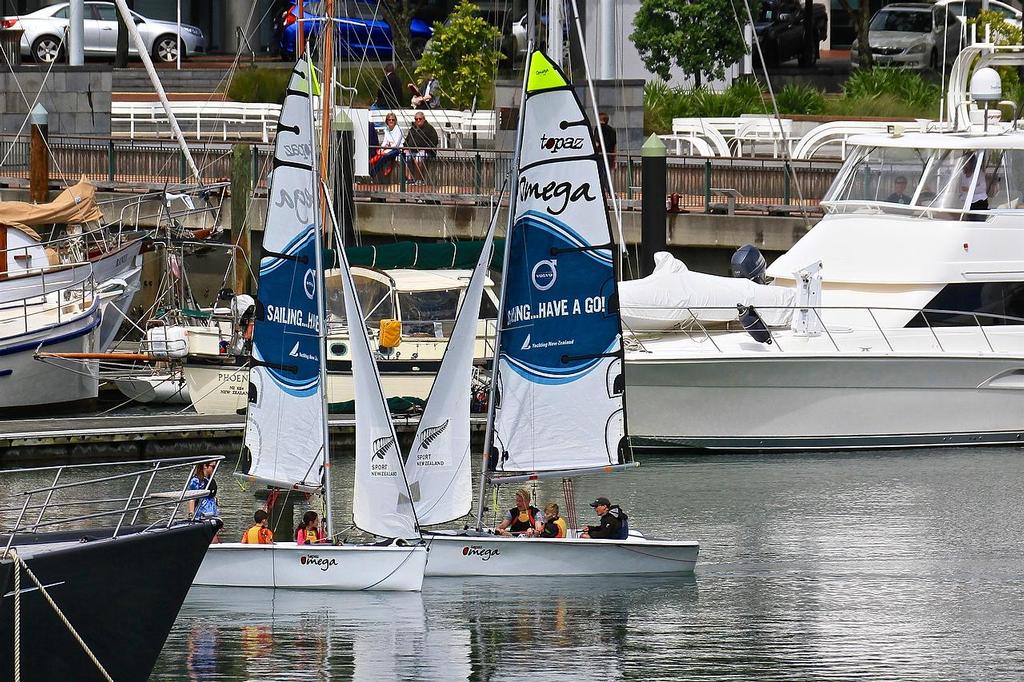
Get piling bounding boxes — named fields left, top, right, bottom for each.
left=332, top=112, right=358, bottom=247
left=29, top=105, right=48, bottom=204
left=640, top=133, right=667, bottom=278
left=230, top=143, right=253, bottom=295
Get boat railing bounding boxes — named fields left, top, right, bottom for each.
left=625, top=305, right=1024, bottom=355
left=820, top=199, right=1015, bottom=220
left=0, top=263, right=96, bottom=336
left=0, top=455, right=225, bottom=554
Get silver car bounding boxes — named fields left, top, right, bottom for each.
left=2, top=1, right=206, bottom=63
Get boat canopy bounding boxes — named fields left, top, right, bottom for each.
left=345, top=239, right=505, bottom=271
left=0, top=177, right=102, bottom=231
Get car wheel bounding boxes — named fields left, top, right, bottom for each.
left=32, top=35, right=63, bottom=63
left=153, top=35, right=182, bottom=63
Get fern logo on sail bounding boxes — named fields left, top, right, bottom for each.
left=370, top=436, right=399, bottom=477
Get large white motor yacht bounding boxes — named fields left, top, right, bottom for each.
left=624, top=44, right=1024, bottom=450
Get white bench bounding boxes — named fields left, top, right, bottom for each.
left=112, top=101, right=283, bottom=142
left=734, top=118, right=795, bottom=158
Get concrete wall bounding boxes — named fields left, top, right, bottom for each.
left=0, top=67, right=111, bottom=135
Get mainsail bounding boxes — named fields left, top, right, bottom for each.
left=338, top=242, right=419, bottom=539
left=404, top=208, right=500, bottom=525
left=492, top=51, right=626, bottom=473
left=243, top=56, right=326, bottom=491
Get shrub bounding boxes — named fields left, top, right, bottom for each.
left=227, top=67, right=291, bottom=104
left=775, top=83, right=826, bottom=115
left=842, top=68, right=940, bottom=112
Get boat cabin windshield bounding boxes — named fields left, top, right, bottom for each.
left=823, top=145, right=1024, bottom=216
left=325, top=272, right=396, bottom=327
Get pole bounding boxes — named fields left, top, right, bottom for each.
left=598, top=0, right=615, bottom=79
left=319, top=0, right=335, bottom=243
left=115, top=0, right=129, bottom=68
left=176, top=0, right=181, bottom=70
left=547, top=0, right=563, bottom=69
left=297, top=2, right=305, bottom=56
left=230, top=143, right=253, bottom=295
left=29, top=105, right=48, bottom=204
left=68, top=0, right=84, bottom=66
left=112, top=0, right=202, bottom=184
left=640, top=134, right=666, bottom=278
left=474, top=0, right=535, bottom=530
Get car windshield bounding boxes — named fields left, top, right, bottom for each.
left=870, top=9, right=932, bottom=32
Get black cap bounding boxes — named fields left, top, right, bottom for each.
left=589, top=496, right=611, bottom=508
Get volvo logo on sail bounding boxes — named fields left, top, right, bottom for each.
left=531, top=259, right=557, bottom=291
left=303, top=268, right=316, bottom=300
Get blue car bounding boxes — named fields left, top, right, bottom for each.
left=277, top=1, right=434, bottom=59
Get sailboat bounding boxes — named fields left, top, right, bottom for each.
left=403, top=49, right=699, bottom=576
left=192, top=55, right=426, bottom=591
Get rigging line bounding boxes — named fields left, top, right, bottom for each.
left=568, top=0, right=626, bottom=255
left=737, top=0, right=813, bottom=228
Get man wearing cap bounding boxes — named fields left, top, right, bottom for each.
left=580, top=496, right=629, bottom=540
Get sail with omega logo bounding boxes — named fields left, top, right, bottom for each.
left=492, top=50, right=626, bottom=473
left=338, top=234, right=419, bottom=539
left=243, top=55, right=327, bottom=491
left=403, top=211, right=499, bottom=525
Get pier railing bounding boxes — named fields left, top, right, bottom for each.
left=0, top=455, right=225, bottom=553
left=0, top=134, right=841, bottom=213
left=625, top=305, right=1024, bottom=355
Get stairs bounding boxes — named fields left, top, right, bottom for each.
left=113, top=67, right=231, bottom=94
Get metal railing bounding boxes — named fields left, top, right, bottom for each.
left=625, top=305, right=1024, bottom=356
left=0, top=263, right=96, bottom=336
left=0, top=455, right=225, bottom=554
left=0, top=133, right=842, bottom=212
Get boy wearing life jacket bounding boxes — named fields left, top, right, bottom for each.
left=540, top=502, right=567, bottom=538
left=580, top=497, right=629, bottom=540
left=495, top=488, right=544, bottom=537
left=241, top=509, right=273, bottom=544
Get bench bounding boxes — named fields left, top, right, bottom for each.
left=112, top=101, right=283, bottom=142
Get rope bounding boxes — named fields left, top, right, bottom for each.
left=2, top=549, right=113, bottom=682
left=561, top=478, right=579, bottom=538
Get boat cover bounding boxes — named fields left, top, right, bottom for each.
left=0, top=177, right=102, bottom=231
left=620, top=252, right=795, bottom=331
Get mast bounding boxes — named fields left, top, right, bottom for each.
left=307, top=50, right=335, bottom=538
left=319, top=0, right=335, bottom=245
left=474, top=1, right=536, bottom=529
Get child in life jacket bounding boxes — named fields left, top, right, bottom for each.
left=241, top=509, right=273, bottom=544
left=295, top=510, right=327, bottom=545
left=540, top=502, right=567, bottom=538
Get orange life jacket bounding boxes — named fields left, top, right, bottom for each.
left=241, top=524, right=273, bottom=544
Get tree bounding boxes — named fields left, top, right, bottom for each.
left=630, top=0, right=751, bottom=87
left=836, top=0, right=872, bottom=69
left=378, top=1, right=431, bottom=66
left=416, top=1, right=502, bottom=110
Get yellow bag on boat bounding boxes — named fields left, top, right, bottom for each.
left=379, top=319, right=402, bottom=349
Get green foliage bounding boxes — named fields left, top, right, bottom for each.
left=643, top=80, right=771, bottom=133
left=775, top=84, right=826, bottom=115
left=415, top=0, right=502, bottom=110
left=970, top=11, right=1023, bottom=92
left=631, top=0, right=751, bottom=84
left=227, top=67, right=291, bottom=104
left=843, top=68, right=941, bottom=112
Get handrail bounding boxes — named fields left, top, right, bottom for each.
left=0, top=455, right=225, bottom=554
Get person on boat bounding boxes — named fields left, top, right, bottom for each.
left=580, top=497, right=629, bottom=540
left=496, top=488, right=544, bottom=537
left=540, top=502, right=567, bottom=539
left=403, top=112, right=439, bottom=184
left=885, top=176, right=911, bottom=204
left=187, top=461, right=219, bottom=521
left=295, top=510, right=326, bottom=545
left=241, top=510, right=273, bottom=544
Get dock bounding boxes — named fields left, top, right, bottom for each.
left=0, top=413, right=488, bottom=467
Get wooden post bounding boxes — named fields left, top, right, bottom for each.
left=0, top=225, right=7, bottom=277
left=230, top=143, right=253, bottom=295
left=640, top=134, right=667, bottom=278
left=29, top=104, right=48, bottom=204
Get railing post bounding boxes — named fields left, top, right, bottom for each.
left=703, top=159, right=711, bottom=213
left=474, top=151, right=482, bottom=195
left=106, top=139, right=115, bottom=182
left=399, top=155, right=407, bottom=192
left=627, top=156, right=635, bottom=200
left=178, top=150, right=187, bottom=183
left=784, top=161, right=792, bottom=205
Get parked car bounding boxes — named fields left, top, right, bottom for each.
left=936, top=0, right=1022, bottom=26
left=276, top=1, right=433, bottom=60
left=850, top=3, right=960, bottom=70
left=1, top=1, right=205, bottom=63
left=754, top=0, right=828, bottom=67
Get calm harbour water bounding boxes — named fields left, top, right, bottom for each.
left=138, top=446, right=1024, bottom=681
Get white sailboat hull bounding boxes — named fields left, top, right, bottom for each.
left=422, top=532, right=698, bottom=577
left=193, top=542, right=427, bottom=591
left=113, top=374, right=190, bottom=404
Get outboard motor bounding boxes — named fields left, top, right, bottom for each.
left=730, top=244, right=768, bottom=285
left=737, top=304, right=772, bottom=344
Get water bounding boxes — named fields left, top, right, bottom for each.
left=12, top=446, right=1023, bottom=680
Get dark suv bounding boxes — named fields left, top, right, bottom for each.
left=755, top=0, right=829, bottom=66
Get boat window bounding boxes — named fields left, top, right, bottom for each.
left=399, top=289, right=461, bottom=337
left=914, top=149, right=977, bottom=211
left=826, top=145, right=929, bottom=207
left=906, top=282, right=1024, bottom=326
left=991, top=150, right=1024, bottom=209
left=479, top=291, right=498, bottom=319
left=325, top=274, right=396, bottom=327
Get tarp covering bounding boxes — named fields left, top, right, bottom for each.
left=0, top=177, right=102, bottom=231
left=343, top=239, right=505, bottom=271
left=619, top=252, right=795, bottom=331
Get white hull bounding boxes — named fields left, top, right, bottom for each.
left=182, top=363, right=436, bottom=415
left=422, top=532, right=699, bottom=577
left=193, top=542, right=427, bottom=591
left=113, top=373, right=190, bottom=404
left=93, top=239, right=145, bottom=352
left=626, top=351, right=1024, bottom=450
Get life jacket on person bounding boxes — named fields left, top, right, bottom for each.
left=609, top=506, right=629, bottom=540
left=508, top=505, right=541, bottom=534
left=295, top=526, right=324, bottom=545
left=241, top=525, right=273, bottom=544
left=542, top=516, right=567, bottom=538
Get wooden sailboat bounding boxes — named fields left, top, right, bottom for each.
left=393, top=48, right=699, bottom=577
left=192, top=55, right=426, bottom=591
